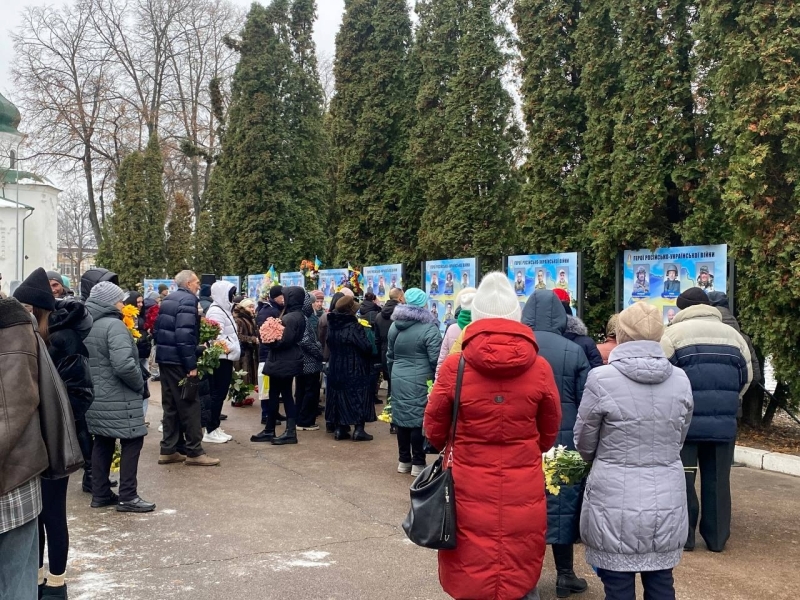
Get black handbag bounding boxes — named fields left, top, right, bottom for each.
left=33, top=319, right=85, bottom=480
left=402, top=356, right=466, bottom=550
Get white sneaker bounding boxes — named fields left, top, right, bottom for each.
left=297, top=424, right=320, bottom=431
left=202, top=429, right=226, bottom=444
left=212, top=429, right=230, bottom=443
left=411, top=464, right=426, bottom=477
left=398, top=462, right=412, bottom=474
left=158, top=424, right=163, bottom=433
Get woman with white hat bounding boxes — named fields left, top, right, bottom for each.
left=425, top=272, right=561, bottom=600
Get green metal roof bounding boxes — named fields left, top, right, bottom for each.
left=2, top=170, right=47, bottom=184
left=0, top=93, right=21, bottom=135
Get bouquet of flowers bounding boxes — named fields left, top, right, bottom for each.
left=300, top=258, right=321, bottom=291
left=196, top=340, right=229, bottom=379
left=121, top=305, right=142, bottom=339
left=111, top=442, right=121, bottom=473
left=260, top=317, right=285, bottom=344
left=378, top=396, right=392, bottom=423
left=200, top=318, right=222, bottom=345
left=542, top=445, right=591, bottom=496
left=229, top=369, right=256, bottom=407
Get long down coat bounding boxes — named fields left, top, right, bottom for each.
left=387, top=304, right=442, bottom=428
left=325, top=312, right=377, bottom=425
left=522, top=290, right=590, bottom=545
left=84, top=299, right=146, bottom=440
left=425, top=319, right=562, bottom=600
left=574, top=340, right=694, bottom=572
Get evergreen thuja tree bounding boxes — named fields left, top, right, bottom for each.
left=698, top=1, right=800, bottom=410
left=329, top=0, right=413, bottom=266
left=166, top=192, right=194, bottom=276
left=98, top=133, right=168, bottom=288
left=435, top=0, right=519, bottom=266
left=211, top=1, right=305, bottom=274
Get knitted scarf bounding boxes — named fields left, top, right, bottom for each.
left=457, top=309, right=472, bottom=330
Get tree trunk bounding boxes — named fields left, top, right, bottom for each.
left=762, top=381, right=788, bottom=427
left=83, top=144, right=103, bottom=244
left=741, top=385, right=765, bottom=428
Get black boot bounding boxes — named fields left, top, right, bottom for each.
left=553, top=544, right=588, bottom=598
left=325, top=422, right=335, bottom=433
left=251, top=414, right=276, bottom=442
left=333, top=425, right=351, bottom=441
left=82, top=468, right=92, bottom=494
left=272, top=419, right=297, bottom=445
left=352, top=423, right=373, bottom=442
left=40, top=583, right=68, bottom=598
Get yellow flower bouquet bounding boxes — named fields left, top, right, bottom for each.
left=121, top=305, right=141, bottom=339
left=542, top=445, right=591, bottom=496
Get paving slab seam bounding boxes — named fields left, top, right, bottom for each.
left=249, top=448, right=406, bottom=531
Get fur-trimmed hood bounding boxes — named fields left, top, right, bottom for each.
left=565, top=315, right=588, bottom=336
left=392, top=304, right=439, bottom=331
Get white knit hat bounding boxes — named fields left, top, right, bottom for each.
left=472, top=272, right=522, bottom=322
left=456, top=287, right=478, bottom=310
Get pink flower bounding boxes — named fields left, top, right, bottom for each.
left=259, top=317, right=285, bottom=344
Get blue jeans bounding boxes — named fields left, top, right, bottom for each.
left=596, top=568, right=675, bottom=600
left=0, top=518, right=39, bottom=599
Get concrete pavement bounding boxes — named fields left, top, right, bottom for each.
left=62, top=385, right=800, bottom=600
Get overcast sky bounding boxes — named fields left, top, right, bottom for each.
left=0, top=0, right=345, bottom=100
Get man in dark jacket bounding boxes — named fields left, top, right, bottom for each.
left=661, top=288, right=752, bottom=552
left=155, top=270, right=219, bottom=467
left=0, top=297, right=50, bottom=599
left=522, top=290, right=591, bottom=598
left=359, top=292, right=382, bottom=403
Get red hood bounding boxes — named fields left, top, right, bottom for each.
left=462, top=319, right=539, bottom=378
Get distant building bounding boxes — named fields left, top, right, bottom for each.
left=0, top=92, right=60, bottom=295
left=57, top=247, right=98, bottom=289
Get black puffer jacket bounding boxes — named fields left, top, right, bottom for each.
left=564, top=315, right=603, bottom=369
left=707, top=292, right=763, bottom=386
left=256, top=299, right=282, bottom=362
left=522, top=290, right=590, bottom=546
left=374, top=299, right=399, bottom=375
left=358, top=299, right=381, bottom=326
left=80, top=268, right=118, bottom=301
left=48, top=298, right=94, bottom=420
left=262, top=287, right=305, bottom=379
left=155, top=288, right=200, bottom=372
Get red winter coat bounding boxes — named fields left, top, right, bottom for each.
left=424, top=319, right=562, bottom=600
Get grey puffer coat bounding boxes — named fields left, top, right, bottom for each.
left=387, top=304, right=442, bottom=428
left=84, top=299, right=147, bottom=440
left=574, top=340, right=694, bottom=572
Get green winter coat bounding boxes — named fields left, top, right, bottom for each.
left=84, top=299, right=146, bottom=440
left=387, top=304, right=442, bottom=428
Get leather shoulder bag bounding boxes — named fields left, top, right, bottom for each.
left=402, top=355, right=466, bottom=550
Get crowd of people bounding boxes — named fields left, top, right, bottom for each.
left=0, top=262, right=759, bottom=600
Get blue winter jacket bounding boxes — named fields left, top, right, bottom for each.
left=155, top=288, right=201, bottom=372
left=522, top=290, right=590, bottom=545
left=661, top=304, right=752, bottom=443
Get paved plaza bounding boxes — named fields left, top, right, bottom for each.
left=63, top=385, right=800, bottom=600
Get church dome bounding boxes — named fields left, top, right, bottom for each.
left=0, top=92, right=22, bottom=135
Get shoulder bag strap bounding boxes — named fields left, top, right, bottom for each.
left=446, top=355, right=466, bottom=468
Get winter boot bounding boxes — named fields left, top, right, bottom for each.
left=272, top=419, right=298, bottom=445
left=553, top=544, right=587, bottom=598
left=333, top=425, right=351, bottom=441
left=40, top=582, right=68, bottom=599
left=251, top=414, right=277, bottom=443
left=352, top=423, right=373, bottom=442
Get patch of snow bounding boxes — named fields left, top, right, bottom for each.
left=160, top=509, right=177, bottom=515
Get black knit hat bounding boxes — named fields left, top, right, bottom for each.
left=676, top=287, right=711, bottom=310
left=13, top=267, right=56, bottom=311
left=269, top=285, right=284, bottom=300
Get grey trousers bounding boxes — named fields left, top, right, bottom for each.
left=0, top=518, right=38, bottom=600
